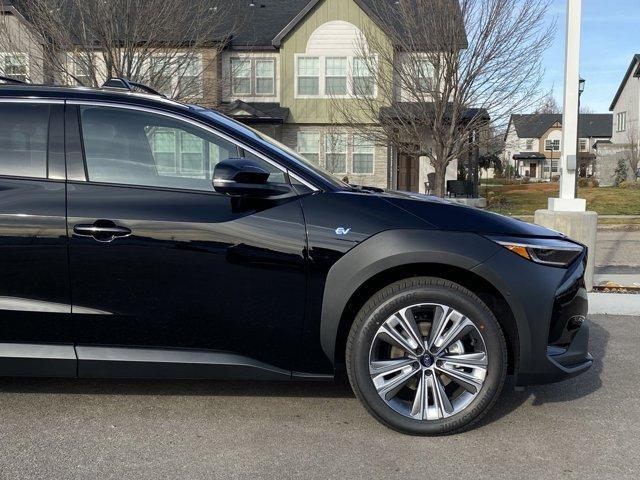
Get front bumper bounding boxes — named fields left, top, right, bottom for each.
left=473, top=245, right=592, bottom=386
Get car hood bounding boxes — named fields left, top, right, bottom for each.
left=377, top=189, right=563, bottom=238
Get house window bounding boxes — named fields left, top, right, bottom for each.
left=297, top=132, right=320, bottom=165
left=297, top=57, right=320, bottom=96
left=69, top=53, right=93, bottom=86
left=417, top=59, right=434, bottom=92
left=255, top=59, right=275, bottom=95
left=579, top=139, right=587, bottom=151
left=551, top=160, right=558, bottom=173
left=150, top=55, right=174, bottom=97
left=2, top=53, right=28, bottom=82
left=353, top=57, right=375, bottom=97
left=325, top=57, right=348, bottom=96
left=325, top=133, right=347, bottom=173
left=545, top=139, right=560, bottom=151
left=525, top=139, right=534, bottom=150
left=231, top=58, right=252, bottom=95
left=296, top=55, right=377, bottom=98
left=352, top=135, right=374, bottom=174
left=177, top=55, right=203, bottom=98
left=617, top=111, right=627, bottom=132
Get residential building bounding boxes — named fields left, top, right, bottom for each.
left=1, top=0, right=469, bottom=192
left=610, top=53, right=639, bottom=146
left=504, top=113, right=612, bottom=180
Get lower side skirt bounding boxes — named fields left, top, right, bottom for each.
left=0, top=343, right=307, bottom=381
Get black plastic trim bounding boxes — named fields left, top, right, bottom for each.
left=75, top=346, right=292, bottom=380
left=319, top=229, right=502, bottom=364
left=0, top=343, right=76, bottom=377
left=48, top=104, right=66, bottom=180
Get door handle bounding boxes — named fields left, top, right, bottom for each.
left=73, top=220, right=132, bottom=243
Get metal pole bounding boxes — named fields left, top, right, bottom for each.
left=550, top=0, right=584, bottom=211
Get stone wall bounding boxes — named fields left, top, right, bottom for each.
left=594, top=144, right=635, bottom=186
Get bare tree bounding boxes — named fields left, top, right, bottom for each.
left=535, top=89, right=561, bottom=114
left=579, top=104, right=595, bottom=114
left=330, top=0, right=554, bottom=196
left=0, top=0, right=240, bottom=104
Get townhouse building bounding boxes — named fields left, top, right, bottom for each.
left=1, top=0, right=466, bottom=192
left=504, top=113, right=612, bottom=180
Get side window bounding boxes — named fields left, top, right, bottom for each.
left=79, top=106, right=286, bottom=192
left=0, top=103, right=49, bottom=179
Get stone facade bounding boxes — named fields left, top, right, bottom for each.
left=594, top=143, right=636, bottom=186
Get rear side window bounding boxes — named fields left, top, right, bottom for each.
left=79, top=106, right=285, bottom=192
left=0, top=104, right=49, bottom=178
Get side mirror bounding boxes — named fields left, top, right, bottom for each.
left=213, top=158, right=291, bottom=197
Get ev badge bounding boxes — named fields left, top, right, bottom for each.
left=335, top=227, right=351, bottom=235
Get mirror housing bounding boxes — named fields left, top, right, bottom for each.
left=213, top=158, right=291, bottom=197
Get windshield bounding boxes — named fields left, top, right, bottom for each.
left=193, top=106, right=349, bottom=189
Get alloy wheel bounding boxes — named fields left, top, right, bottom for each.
left=368, top=303, right=488, bottom=421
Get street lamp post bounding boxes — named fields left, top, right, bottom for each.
left=575, top=77, right=585, bottom=196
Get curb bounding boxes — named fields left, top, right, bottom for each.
left=588, top=292, right=640, bottom=316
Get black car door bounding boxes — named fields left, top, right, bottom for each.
left=0, top=101, right=75, bottom=377
left=65, top=103, right=307, bottom=378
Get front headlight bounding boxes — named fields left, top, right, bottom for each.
left=486, top=236, right=584, bottom=267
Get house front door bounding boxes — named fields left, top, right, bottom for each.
left=398, top=154, right=419, bottom=192
left=530, top=163, right=537, bottom=178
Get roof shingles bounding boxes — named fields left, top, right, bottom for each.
left=510, top=113, right=613, bottom=139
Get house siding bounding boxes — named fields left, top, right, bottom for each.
left=611, top=63, right=640, bottom=145
left=0, top=11, right=45, bottom=83
left=279, top=0, right=391, bottom=124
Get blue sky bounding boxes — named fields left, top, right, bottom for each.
left=541, top=0, right=640, bottom=113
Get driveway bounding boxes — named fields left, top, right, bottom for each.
left=0, top=315, right=637, bottom=480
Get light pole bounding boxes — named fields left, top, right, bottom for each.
left=575, top=77, right=585, bottom=196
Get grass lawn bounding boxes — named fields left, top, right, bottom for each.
left=481, top=182, right=640, bottom=216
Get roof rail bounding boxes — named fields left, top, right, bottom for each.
left=0, top=75, right=26, bottom=84
left=102, top=77, right=166, bottom=97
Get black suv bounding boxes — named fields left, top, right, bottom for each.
left=0, top=79, right=591, bottom=435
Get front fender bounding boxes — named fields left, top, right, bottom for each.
left=319, top=229, right=503, bottom=363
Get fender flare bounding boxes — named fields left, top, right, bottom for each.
left=319, top=229, right=520, bottom=364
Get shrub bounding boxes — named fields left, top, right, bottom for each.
left=578, top=177, right=599, bottom=188
left=485, top=189, right=509, bottom=210
left=551, top=175, right=560, bottom=182
left=521, top=176, right=531, bottom=184
left=619, top=180, right=640, bottom=189
left=614, top=159, right=628, bottom=186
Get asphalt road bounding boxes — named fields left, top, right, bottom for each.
left=0, top=314, right=638, bottom=480
left=596, top=228, right=640, bottom=272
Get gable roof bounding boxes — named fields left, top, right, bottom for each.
left=268, top=0, right=466, bottom=48
left=609, top=54, right=640, bottom=111
left=510, top=113, right=613, bottom=139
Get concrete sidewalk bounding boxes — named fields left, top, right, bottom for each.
left=588, top=292, right=640, bottom=315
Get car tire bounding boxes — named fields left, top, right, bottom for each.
left=346, top=276, right=507, bottom=435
